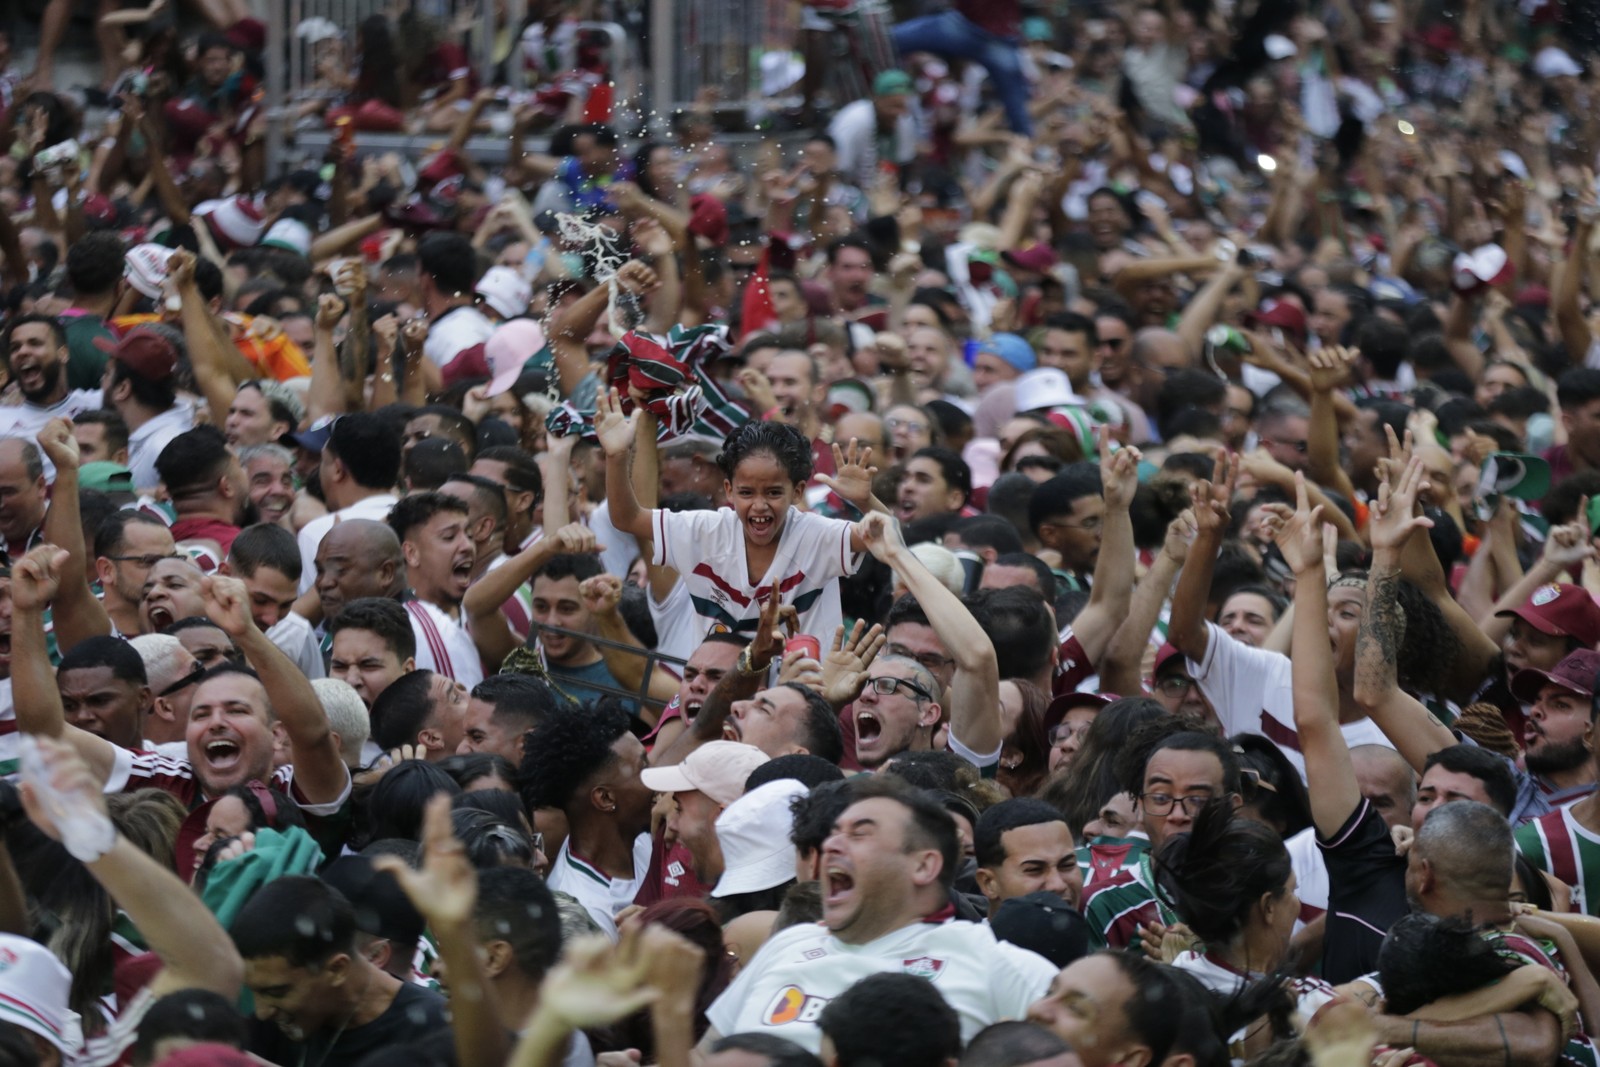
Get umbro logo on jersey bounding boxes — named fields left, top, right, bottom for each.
left=902, top=956, right=945, bottom=979
left=764, top=986, right=827, bottom=1025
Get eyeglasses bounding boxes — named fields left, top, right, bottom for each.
left=1139, top=792, right=1219, bottom=816
left=109, top=553, right=182, bottom=569
left=885, top=418, right=930, bottom=436
left=1154, top=675, right=1197, bottom=696
left=158, top=660, right=208, bottom=698
left=1258, top=435, right=1309, bottom=454
left=868, top=675, right=934, bottom=702
left=886, top=643, right=954, bottom=673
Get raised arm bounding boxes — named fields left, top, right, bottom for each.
left=169, top=249, right=241, bottom=429
left=1305, top=347, right=1359, bottom=503
left=21, top=735, right=243, bottom=997
left=1175, top=262, right=1248, bottom=361
left=1101, top=511, right=1195, bottom=696
left=860, top=512, right=1001, bottom=758
left=1275, top=474, right=1362, bottom=838
left=1167, top=454, right=1235, bottom=664
left=649, top=595, right=786, bottom=768
left=549, top=262, right=657, bottom=397
left=10, top=547, right=117, bottom=782
left=597, top=389, right=655, bottom=543
left=1063, top=431, right=1141, bottom=667
left=1480, top=510, right=1595, bottom=642
left=466, top=525, right=598, bottom=670
left=1556, top=211, right=1595, bottom=364
left=201, top=575, right=348, bottom=806
left=1353, top=457, right=1457, bottom=772
left=35, top=420, right=112, bottom=648
left=579, top=574, right=680, bottom=717
left=376, top=795, right=510, bottom=1067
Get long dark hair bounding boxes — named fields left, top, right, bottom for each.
left=1154, top=799, right=1292, bottom=950
left=355, top=15, right=403, bottom=108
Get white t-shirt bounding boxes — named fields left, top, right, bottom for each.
left=706, top=918, right=1057, bottom=1054
left=295, top=493, right=400, bottom=593
left=544, top=832, right=653, bottom=939
left=1171, top=950, right=1339, bottom=1034
left=649, top=578, right=700, bottom=669
left=1285, top=825, right=1328, bottom=931
left=423, top=305, right=495, bottom=375
left=827, top=99, right=918, bottom=190
left=268, top=612, right=326, bottom=680
left=652, top=506, right=862, bottom=645
left=1186, top=622, right=1394, bottom=779
left=0, top=390, right=103, bottom=480
left=127, top=399, right=196, bottom=492
left=406, top=598, right=484, bottom=689
left=588, top=502, right=640, bottom=587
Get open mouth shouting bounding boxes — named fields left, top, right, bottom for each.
left=449, top=551, right=475, bottom=593
left=145, top=600, right=175, bottom=632
left=747, top=512, right=778, bottom=542
left=200, top=734, right=245, bottom=778
left=824, top=863, right=856, bottom=914
left=854, top=708, right=883, bottom=758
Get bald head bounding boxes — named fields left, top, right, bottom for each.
left=1351, top=744, right=1417, bottom=830
left=1130, top=328, right=1189, bottom=373
left=315, top=519, right=406, bottom=619
left=1411, top=800, right=1513, bottom=908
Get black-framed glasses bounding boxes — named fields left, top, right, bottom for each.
left=868, top=675, right=934, bottom=702
left=1154, top=675, right=1197, bottom=696
left=109, top=553, right=182, bottom=569
left=158, top=660, right=208, bottom=698
left=1258, top=435, right=1309, bottom=454
left=1139, top=792, right=1219, bottom=816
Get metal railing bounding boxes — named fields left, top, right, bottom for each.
left=521, top=621, right=688, bottom=710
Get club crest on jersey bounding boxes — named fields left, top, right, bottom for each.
left=902, top=956, right=945, bottom=979
left=764, top=985, right=827, bottom=1025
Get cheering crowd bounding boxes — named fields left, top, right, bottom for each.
left=9, top=0, right=1600, bottom=1066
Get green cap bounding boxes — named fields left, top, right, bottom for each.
left=1023, top=16, right=1054, bottom=41
left=1479, top=452, right=1550, bottom=502
left=80, top=462, right=134, bottom=493
left=873, top=69, right=914, bottom=96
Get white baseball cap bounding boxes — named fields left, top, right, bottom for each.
left=1014, top=367, right=1078, bottom=412
left=712, top=778, right=807, bottom=898
left=124, top=243, right=171, bottom=300
left=0, top=935, right=83, bottom=1058
left=477, top=265, right=533, bottom=319
left=640, top=741, right=771, bottom=807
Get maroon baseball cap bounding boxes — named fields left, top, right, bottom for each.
left=689, top=194, right=729, bottom=248
left=1043, top=691, right=1113, bottom=733
left=1151, top=642, right=1188, bottom=678
left=1244, top=298, right=1309, bottom=347
left=1496, top=582, right=1600, bottom=649
left=94, top=329, right=178, bottom=382
left=1510, top=648, right=1600, bottom=704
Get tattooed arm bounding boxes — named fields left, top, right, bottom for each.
left=1352, top=457, right=1458, bottom=773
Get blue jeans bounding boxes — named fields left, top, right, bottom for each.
left=891, top=9, right=1033, bottom=135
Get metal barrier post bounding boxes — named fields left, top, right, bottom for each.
left=265, top=0, right=287, bottom=176
left=650, top=0, right=674, bottom=132
left=524, top=622, right=689, bottom=708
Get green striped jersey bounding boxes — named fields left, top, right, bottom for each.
left=1516, top=805, right=1600, bottom=916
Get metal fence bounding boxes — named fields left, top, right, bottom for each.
left=260, top=0, right=804, bottom=171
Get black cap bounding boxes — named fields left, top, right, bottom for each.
left=320, top=855, right=426, bottom=948
left=989, top=892, right=1090, bottom=969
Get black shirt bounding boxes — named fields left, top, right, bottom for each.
left=250, top=980, right=448, bottom=1067
left=1319, top=797, right=1410, bottom=984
